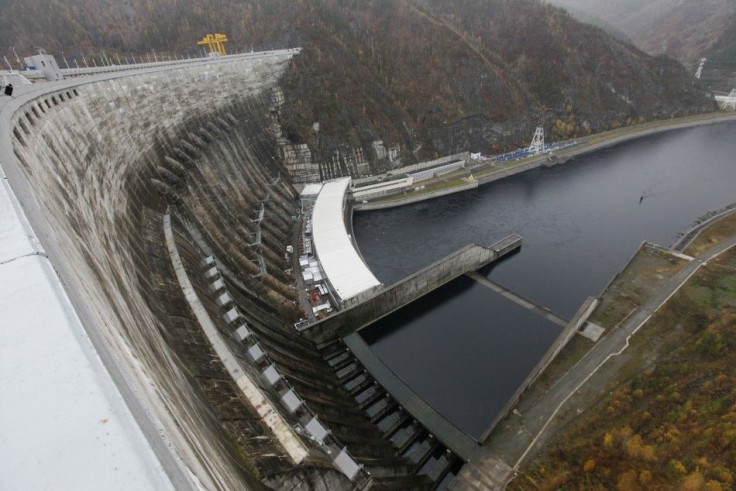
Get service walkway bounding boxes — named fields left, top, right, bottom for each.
left=0, top=117, right=175, bottom=489
left=484, top=231, right=736, bottom=472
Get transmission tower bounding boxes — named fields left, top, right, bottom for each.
left=695, top=58, right=707, bottom=79
left=528, top=127, right=545, bottom=155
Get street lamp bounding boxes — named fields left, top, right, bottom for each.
left=11, top=46, right=22, bottom=69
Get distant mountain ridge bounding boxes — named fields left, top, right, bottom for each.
left=1, top=0, right=716, bottom=166
left=547, top=0, right=736, bottom=67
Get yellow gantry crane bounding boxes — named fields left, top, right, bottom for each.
left=197, top=33, right=228, bottom=56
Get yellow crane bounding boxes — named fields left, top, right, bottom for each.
left=197, top=33, right=228, bottom=57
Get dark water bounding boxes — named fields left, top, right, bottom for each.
left=361, top=275, right=561, bottom=438
left=354, top=123, right=736, bottom=437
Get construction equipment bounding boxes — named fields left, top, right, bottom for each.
left=197, top=33, right=228, bottom=57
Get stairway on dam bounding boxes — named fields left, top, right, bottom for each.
left=1, top=53, right=475, bottom=489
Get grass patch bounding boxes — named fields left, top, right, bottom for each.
left=685, top=211, right=736, bottom=257
left=532, top=334, right=594, bottom=391
left=591, top=244, right=688, bottom=330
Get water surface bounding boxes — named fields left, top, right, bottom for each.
left=354, top=123, right=736, bottom=436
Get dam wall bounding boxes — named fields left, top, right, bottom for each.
left=5, top=55, right=308, bottom=489
left=3, top=53, right=456, bottom=489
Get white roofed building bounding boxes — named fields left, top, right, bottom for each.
left=311, top=178, right=381, bottom=306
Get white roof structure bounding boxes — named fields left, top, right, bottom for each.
left=248, top=344, right=265, bottom=362
left=235, top=324, right=252, bottom=341
left=300, top=183, right=323, bottom=198
left=281, top=388, right=304, bottom=413
left=0, top=179, right=172, bottom=489
left=263, top=365, right=282, bottom=386
left=333, top=447, right=361, bottom=481
left=305, top=416, right=329, bottom=444
left=311, top=178, right=381, bottom=303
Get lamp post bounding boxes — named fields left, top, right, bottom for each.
left=11, top=47, right=22, bottom=69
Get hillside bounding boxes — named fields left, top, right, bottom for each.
left=0, top=0, right=715, bottom=167
left=548, top=0, right=736, bottom=67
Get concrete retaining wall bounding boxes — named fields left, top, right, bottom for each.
left=305, top=243, right=498, bottom=344
left=479, top=296, right=599, bottom=442
left=353, top=179, right=478, bottom=211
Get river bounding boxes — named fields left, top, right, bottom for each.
left=353, top=122, right=736, bottom=438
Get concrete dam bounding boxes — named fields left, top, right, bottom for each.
left=0, top=52, right=533, bottom=489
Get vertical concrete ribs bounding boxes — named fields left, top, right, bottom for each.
left=4, top=53, right=467, bottom=489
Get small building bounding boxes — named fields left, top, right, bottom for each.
left=299, top=183, right=323, bottom=200
left=215, top=292, right=233, bottom=308
left=23, top=53, right=63, bottom=81
left=248, top=344, right=265, bottom=362
left=235, top=324, right=251, bottom=342
left=281, top=388, right=304, bottom=414
left=305, top=416, right=329, bottom=444
left=262, top=365, right=282, bottom=386
left=223, top=308, right=239, bottom=324
left=209, top=278, right=225, bottom=293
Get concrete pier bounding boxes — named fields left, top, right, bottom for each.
left=305, top=235, right=522, bottom=344
left=300, top=235, right=523, bottom=470
left=479, top=296, right=599, bottom=443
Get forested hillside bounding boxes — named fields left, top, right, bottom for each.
left=1, top=0, right=715, bottom=164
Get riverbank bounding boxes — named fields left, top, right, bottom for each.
left=509, top=210, right=736, bottom=489
left=354, top=111, right=736, bottom=211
